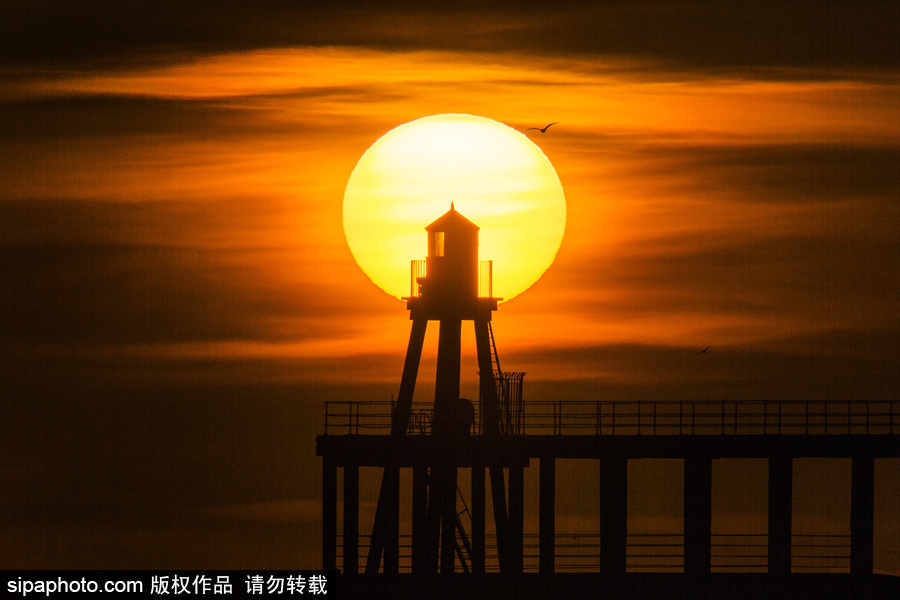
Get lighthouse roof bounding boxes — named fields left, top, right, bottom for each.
left=425, top=203, right=479, bottom=232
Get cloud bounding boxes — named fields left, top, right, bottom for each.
left=0, top=198, right=386, bottom=346
left=504, top=329, right=900, bottom=403
left=621, top=144, right=900, bottom=202
left=203, top=499, right=323, bottom=524
left=1, top=2, right=896, bottom=70
left=500, top=137, right=900, bottom=357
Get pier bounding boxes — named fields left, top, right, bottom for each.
left=318, top=399, right=898, bottom=577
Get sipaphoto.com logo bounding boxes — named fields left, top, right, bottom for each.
left=7, top=577, right=142, bottom=596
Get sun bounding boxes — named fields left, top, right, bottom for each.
left=343, top=114, right=566, bottom=301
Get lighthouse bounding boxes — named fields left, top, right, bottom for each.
left=416, top=202, right=481, bottom=309
left=365, top=204, right=516, bottom=575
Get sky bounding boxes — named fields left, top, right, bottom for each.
left=1, top=1, right=898, bottom=572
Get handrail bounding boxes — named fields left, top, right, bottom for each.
left=408, top=260, right=495, bottom=298
left=322, top=399, right=900, bottom=436
left=338, top=532, right=852, bottom=573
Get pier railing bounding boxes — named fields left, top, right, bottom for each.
left=335, top=532, right=852, bottom=574
left=323, top=399, right=899, bottom=436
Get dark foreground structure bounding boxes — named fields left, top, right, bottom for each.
left=335, top=573, right=900, bottom=600
left=318, top=206, right=900, bottom=598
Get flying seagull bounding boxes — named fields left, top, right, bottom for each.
left=528, top=122, right=557, bottom=133
left=696, top=345, right=711, bottom=355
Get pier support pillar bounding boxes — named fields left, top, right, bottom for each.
left=440, top=466, right=458, bottom=573
left=383, top=465, right=400, bottom=574
left=768, top=454, right=792, bottom=576
left=684, top=456, right=712, bottom=576
left=343, top=464, right=359, bottom=574
left=509, top=463, right=525, bottom=573
left=600, top=456, right=628, bottom=574
left=412, top=466, right=428, bottom=573
left=850, top=454, right=875, bottom=575
left=539, top=456, right=556, bottom=575
left=472, top=463, right=486, bottom=574
left=322, top=458, right=337, bottom=571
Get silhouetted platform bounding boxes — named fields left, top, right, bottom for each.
left=317, top=432, right=900, bottom=464
left=318, top=400, right=898, bottom=584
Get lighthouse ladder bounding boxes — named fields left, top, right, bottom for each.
left=452, top=484, right=474, bottom=573
left=488, top=321, right=512, bottom=434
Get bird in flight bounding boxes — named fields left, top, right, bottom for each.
left=696, top=345, right=711, bottom=355
left=528, top=122, right=557, bottom=133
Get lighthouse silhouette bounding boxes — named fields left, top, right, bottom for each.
left=419, top=202, right=480, bottom=307
left=365, top=203, right=518, bottom=574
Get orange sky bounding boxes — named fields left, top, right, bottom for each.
left=1, top=6, right=898, bottom=573
left=3, top=48, right=897, bottom=389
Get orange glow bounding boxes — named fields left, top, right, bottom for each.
left=4, top=5, right=899, bottom=574
left=3, top=47, right=896, bottom=368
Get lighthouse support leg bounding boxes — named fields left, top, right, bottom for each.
left=474, top=318, right=514, bottom=573
left=423, top=318, right=463, bottom=572
left=365, top=318, right=428, bottom=574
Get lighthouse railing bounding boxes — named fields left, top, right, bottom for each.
left=409, top=260, right=427, bottom=297
left=408, top=259, right=494, bottom=298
